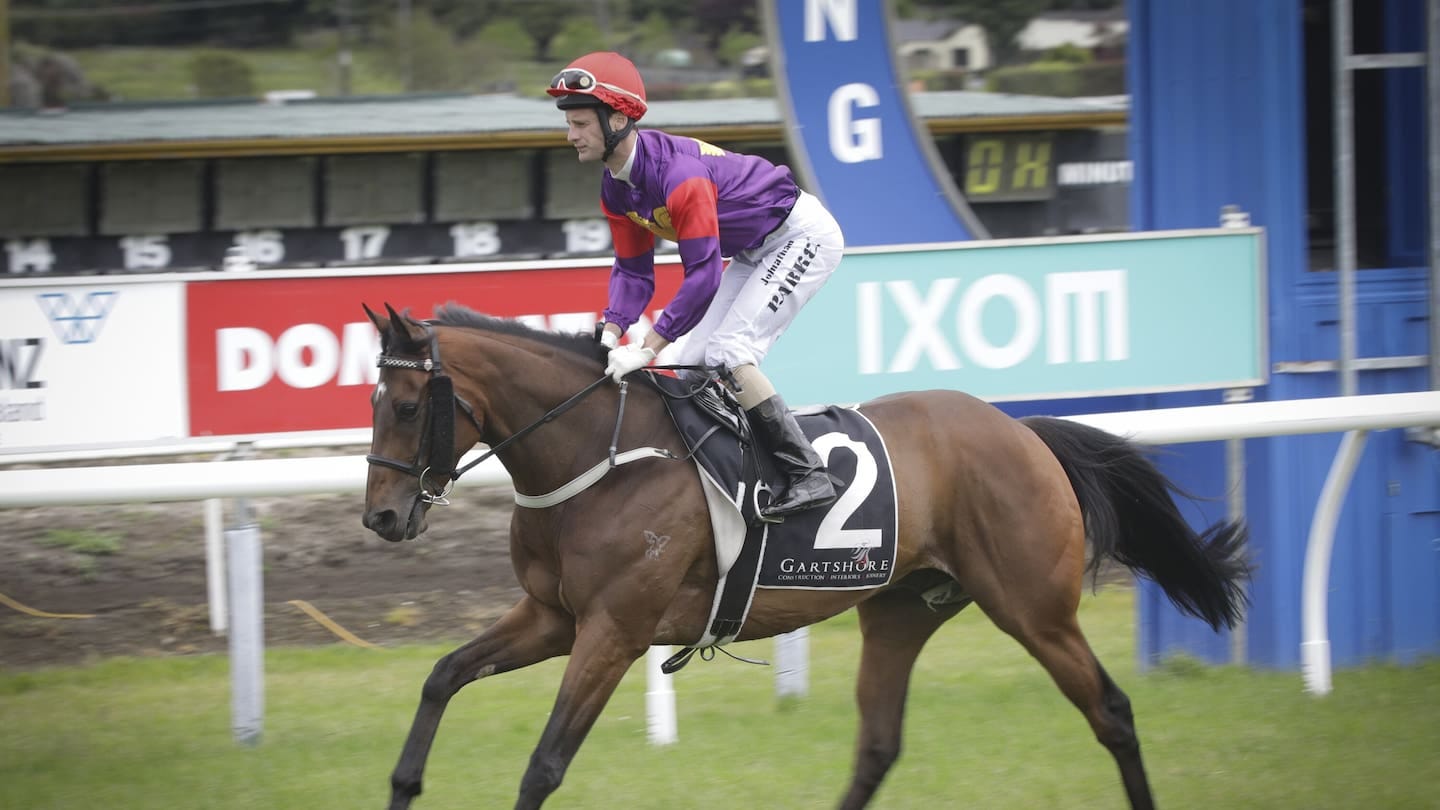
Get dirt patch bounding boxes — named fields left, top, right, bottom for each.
left=0, top=481, right=525, bottom=670
left=0, top=458, right=1137, bottom=672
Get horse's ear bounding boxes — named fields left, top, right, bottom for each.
left=382, top=302, right=426, bottom=348
left=363, top=303, right=388, bottom=333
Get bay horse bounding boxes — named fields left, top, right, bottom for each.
left=360, top=303, right=1249, bottom=810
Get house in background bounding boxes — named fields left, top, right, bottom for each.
left=893, top=19, right=991, bottom=73
left=743, top=18, right=991, bottom=80
left=1016, top=8, right=1128, bottom=59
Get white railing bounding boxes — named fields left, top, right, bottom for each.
left=3, top=390, right=1438, bottom=742
left=8, top=391, right=1437, bottom=506
left=0, top=429, right=373, bottom=467
left=0, top=451, right=508, bottom=505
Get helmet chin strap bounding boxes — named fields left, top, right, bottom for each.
left=597, top=105, right=636, bottom=162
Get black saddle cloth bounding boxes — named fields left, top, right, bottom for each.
left=645, top=372, right=899, bottom=591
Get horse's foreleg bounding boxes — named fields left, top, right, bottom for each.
left=837, top=588, right=964, bottom=810
left=514, top=614, right=650, bottom=810
left=388, top=595, right=575, bottom=810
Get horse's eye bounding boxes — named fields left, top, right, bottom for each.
left=396, top=402, right=420, bottom=421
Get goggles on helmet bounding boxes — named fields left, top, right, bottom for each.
left=549, top=68, right=646, bottom=105
left=551, top=68, right=597, bottom=92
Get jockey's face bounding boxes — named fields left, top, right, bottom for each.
left=564, top=107, right=608, bottom=163
left=564, top=107, right=629, bottom=163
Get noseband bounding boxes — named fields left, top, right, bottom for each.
left=366, top=327, right=485, bottom=505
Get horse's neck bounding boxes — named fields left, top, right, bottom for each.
left=459, top=331, right=661, bottom=495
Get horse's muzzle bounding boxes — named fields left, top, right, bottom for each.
left=362, top=499, right=430, bottom=542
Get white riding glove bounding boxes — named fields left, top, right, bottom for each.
left=605, top=343, right=656, bottom=383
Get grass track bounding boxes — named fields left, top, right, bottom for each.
left=70, top=47, right=567, bottom=102
left=72, top=47, right=404, bottom=101
left=2, top=588, right=1437, bottom=809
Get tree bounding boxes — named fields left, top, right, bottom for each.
left=628, top=10, right=679, bottom=63
left=625, top=0, right=695, bottom=25
left=472, top=19, right=534, bottom=65
left=11, top=43, right=106, bottom=107
left=716, top=26, right=763, bottom=68
left=514, top=0, right=574, bottom=60
left=461, top=19, right=536, bottom=92
left=13, top=0, right=306, bottom=49
left=429, top=0, right=511, bottom=39
left=383, top=10, right=467, bottom=92
left=552, top=18, right=611, bottom=63
left=692, top=0, right=758, bottom=51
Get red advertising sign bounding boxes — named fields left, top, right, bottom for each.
left=185, top=263, right=684, bottom=436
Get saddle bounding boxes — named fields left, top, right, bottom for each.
left=640, top=372, right=899, bottom=673
left=644, top=371, right=774, bottom=525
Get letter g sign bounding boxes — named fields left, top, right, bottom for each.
left=828, top=83, right=882, bottom=163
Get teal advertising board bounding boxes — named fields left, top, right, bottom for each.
left=765, top=228, right=1266, bottom=405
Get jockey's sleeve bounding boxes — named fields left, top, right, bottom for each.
left=652, top=176, right=722, bottom=342
left=602, top=199, right=656, bottom=333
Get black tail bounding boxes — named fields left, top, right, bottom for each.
left=1021, top=416, right=1251, bottom=631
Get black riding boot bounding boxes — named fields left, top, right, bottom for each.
left=748, top=394, right=837, bottom=519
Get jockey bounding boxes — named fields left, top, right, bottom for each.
left=548, top=51, right=845, bottom=520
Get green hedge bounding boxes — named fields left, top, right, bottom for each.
left=987, top=61, right=1126, bottom=97
left=647, top=77, right=775, bottom=101
left=910, top=69, right=973, bottom=92
left=187, top=52, right=256, bottom=98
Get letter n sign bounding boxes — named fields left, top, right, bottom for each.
left=760, top=0, right=988, bottom=247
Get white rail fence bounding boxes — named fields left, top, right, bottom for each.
left=3, top=391, right=1439, bottom=743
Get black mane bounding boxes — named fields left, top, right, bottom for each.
left=429, top=302, right=608, bottom=364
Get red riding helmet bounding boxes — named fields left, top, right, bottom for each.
left=547, top=52, right=648, bottom=121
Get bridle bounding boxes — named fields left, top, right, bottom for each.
left=365, top=326, right=487, bottom=505
left=365, top=322, right=613, bottom=505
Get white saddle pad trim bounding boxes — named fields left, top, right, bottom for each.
left=693, top=462, right=754, bottom=648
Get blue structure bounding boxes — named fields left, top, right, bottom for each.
left=762, top=0, right=989, bottom=245
left=1126, top=0, right=1438, bottom=669
left=759, top=0, right=1434, bottom=672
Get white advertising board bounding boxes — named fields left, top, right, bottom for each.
left=0, top=281, right=187, bottom=454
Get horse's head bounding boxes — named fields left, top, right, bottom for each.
left=361, top=303, right=483, bottom=542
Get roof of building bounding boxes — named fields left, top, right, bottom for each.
left=0, top=90, right=1129, bottom=162
left=891, top=19, right=969, bottom=43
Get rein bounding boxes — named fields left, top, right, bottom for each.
left=512, top=371, right=726, bottom=509
left=366, top=320, right=721, bottom=508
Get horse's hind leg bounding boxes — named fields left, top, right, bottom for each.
left=837, top=586, right=966, bottom=810
left=1002, top=611, right=1154, bottom=810
left=389, top=595, right=575, bottom=810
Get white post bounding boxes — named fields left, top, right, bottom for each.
left=1219, top=206, right=1252, bottom=666
left=774, top=628, right=810, bottom=699
left=644, top=646, right=677, bottom=745
left=1301, top=429, right=1368, bottom=696
left=1221, top=387, right=1251, bottom=664
left=226, top=500, right=264, bottom=745
left=204, top=498, right=228, bottom=635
